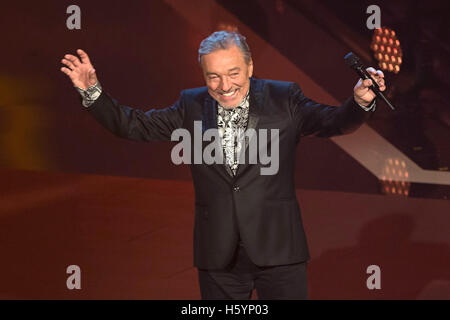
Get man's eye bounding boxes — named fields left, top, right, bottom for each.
left=230, top=73, right=239, bottom=76
left=208, top=76, right=218, bottom=80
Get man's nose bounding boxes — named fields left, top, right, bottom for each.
left=220, top=77, right=232, bottom=92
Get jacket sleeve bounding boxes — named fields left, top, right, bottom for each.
left=84, top=90, right=185, bottom=142
left=288, top=82, right=373, bottom=139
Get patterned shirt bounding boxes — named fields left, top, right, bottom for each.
left=217, top=91, right=250, bottom=175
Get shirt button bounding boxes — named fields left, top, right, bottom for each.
left=233, top=186, right=240, bottom=192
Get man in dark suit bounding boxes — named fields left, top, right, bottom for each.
left=61, top=31, right=386, bottom=299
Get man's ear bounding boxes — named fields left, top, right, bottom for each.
left=199, top=58, right=208, bottom=81
left=248, top=59, right=254, bottom=78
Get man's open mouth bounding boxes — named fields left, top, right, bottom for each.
left=220, top=89, right=239, bottom=99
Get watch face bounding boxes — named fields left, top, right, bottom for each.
left=84, top=83, right=101, bottom=100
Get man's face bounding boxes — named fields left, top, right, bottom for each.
left=200, top=45, right=253, bottom=108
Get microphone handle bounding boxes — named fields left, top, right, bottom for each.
left=355, top=66, right=395, bottom=110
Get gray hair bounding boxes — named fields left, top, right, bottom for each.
left=198, top=31, right=252, bottom=65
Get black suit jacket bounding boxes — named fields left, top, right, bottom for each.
left=85, top=77, right=372, bottom=270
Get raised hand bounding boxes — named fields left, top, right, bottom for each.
left=60, top=49, right=98, bottom=90
left=353, top=67, right=386, bottom=107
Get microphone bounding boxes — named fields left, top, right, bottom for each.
left=344, top=52, right=395, bottom=110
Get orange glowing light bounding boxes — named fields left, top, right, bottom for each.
left=371, top=27, right=402, bottom=73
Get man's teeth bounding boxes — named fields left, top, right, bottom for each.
left=222, top=90, right=236, bottom=96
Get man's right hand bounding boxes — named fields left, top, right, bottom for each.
left=60, top=49, right=98, bottom=90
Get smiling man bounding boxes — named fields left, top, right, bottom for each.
left=201, top=42, right=253, bottom=108
left=61, top=31, right=385, bottom=300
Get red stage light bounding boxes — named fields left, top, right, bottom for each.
left=381, top=158, right=410, bottom=196
left=371, top=27, right=403, bottom=74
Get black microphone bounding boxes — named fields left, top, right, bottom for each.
left=344, top=52, right=395, bottom=110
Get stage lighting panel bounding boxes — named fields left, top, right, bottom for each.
left=371, top=27, right=403, bottom=74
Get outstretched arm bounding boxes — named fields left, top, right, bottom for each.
left=60, top=49, right=185, bottom=141
left=290, top=67, right=386, bottom=138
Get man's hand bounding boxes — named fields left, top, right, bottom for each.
left=60, top=49, right=98, bottom=90
left=353, top=67, right=386, bottom=107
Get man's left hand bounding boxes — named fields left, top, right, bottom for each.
left=353, top=67, right=386, bottom=107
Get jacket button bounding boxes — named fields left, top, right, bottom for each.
left=233, top=186, right=240, bottom=192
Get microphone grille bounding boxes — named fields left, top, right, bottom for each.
left=344, top=52, right=361, bottom=69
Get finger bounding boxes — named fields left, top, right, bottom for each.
left=61, top=58, right=76, bottom=70
left=366, top=67, right=377, bottom=75
left=77, top=49, right=91, bottom=64
left=379, top=79, right=386, bottom=91
left=362, top=79, right=373, bottom=87
left=376, top=70, right=384, bottom=78
left=60, top=67, right=72, bottom=75
left=64, top=54, right=81, bottom=66
left=370, top=74, right=380, bottom=82
left=88, top=68, right=96, bottom=79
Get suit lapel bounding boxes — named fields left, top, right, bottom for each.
left=236, top=78, right=263, bottom=177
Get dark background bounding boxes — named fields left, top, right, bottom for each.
left=0, top=0, right=449, bottom=299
